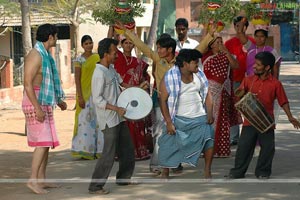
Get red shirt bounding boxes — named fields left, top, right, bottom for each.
left=238, top=74, right=289, bottom=126
left=225, top=36, right=255, bottom=82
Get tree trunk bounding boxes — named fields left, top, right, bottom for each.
left=19, top=0, right=32, bottom=57
left=19, top=0, right=32, bottom=136
left=69, top=23, right=80, bottom=58
left=69, top=15, right=80, bottom=58
left=146, top=0, right=160, bottom=48
left=74, top=24, right=80, bottom=58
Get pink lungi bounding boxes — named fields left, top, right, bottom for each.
left=22, top=87, right=60, bottom=148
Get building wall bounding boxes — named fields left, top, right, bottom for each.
left=135, top=3, right=154, bottom=27
left=78, top=18, right=109, bottom=54
left=55, top=40, right=73, bottom=89
left=0, top=28, right=11, bottom=57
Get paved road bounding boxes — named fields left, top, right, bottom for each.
left=0, top=64, right=299, bottom=200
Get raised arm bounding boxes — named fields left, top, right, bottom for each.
left=236, top=20, right=249, bottom=45
left=195, top=24, right=216, bottom=53
left=115, top=21, right=159, bottom=63
left=107, top=26, right=114, bottom=38
left=219, top=43, right=239, bottom=69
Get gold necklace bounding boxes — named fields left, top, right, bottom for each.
left=122, top=53, right=133, bottom=65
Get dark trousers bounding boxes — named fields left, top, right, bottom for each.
left=230, top=126, right=275, bottom=178
left=230, top=81, right=241, bottom=143
left=89, top=122, right=135, bottom=191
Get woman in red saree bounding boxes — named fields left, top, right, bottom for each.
left=203, top=36, right=242, bottom=157
left=113, top=35, right=151, bottom=160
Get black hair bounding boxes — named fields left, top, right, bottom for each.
left=121, top=38, right=127, bottom=44
left=233, top=16, right=249, bottom=28
left=81, top=35, right=93, bottom=45
left=208, top=36, right=222, bottom=49
left=36, top=24, right=58, bottom=42
left=175, top=49, right=202, bottom=68
left=175, top=18, right=189, bottom=28
left=97, top=38, right=119, bottom=59
left=255, top=51, right=275, bottom=70
left=158, top=33, right=171, bottom=39
left=254, top=29, right=268, bottom=37
left=156, top=37, right=176, bottom=55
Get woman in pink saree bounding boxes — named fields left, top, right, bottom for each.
left=203, top=36, right=242, bottom=157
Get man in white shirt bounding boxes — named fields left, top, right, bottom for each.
left=175, top=18, right=199, bottom=55
left=88, top=38, right=147, bottom=194
left=174, top=18, right=200, bottom=173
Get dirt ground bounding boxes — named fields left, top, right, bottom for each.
left=0, top=88, right=77, bottom=178
left=1, top=65, right=300, bottom=200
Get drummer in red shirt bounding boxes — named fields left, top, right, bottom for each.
left=228, top=51, right=300, bottom=179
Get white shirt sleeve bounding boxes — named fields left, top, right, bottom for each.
left=92, top=68, right=107, bottom=110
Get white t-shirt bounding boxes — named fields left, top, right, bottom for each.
left=176, top=74, right=206, bottom=118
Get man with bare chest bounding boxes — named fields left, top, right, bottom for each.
left=22, top=23, right=67, bottom=194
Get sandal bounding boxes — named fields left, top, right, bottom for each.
left=89, top=189, right=109, bottom=195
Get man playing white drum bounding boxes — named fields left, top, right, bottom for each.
left=228, top=51, right=300, bottom=179
left=88, top=38, right=147, bottom=194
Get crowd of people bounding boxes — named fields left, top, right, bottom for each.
left=22, top=16, right=300, bottom=195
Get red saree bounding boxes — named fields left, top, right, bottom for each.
left=114, top=50, right=151, bottom=160
left=203, top=52, right=242, bottom=157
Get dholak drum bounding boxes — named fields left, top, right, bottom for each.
left=117, top=87, right=153, bottom=121
left=235, top=92, right=274, bottom=133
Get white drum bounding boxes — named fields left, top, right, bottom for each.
left=117, top=87, right=153, bottom=121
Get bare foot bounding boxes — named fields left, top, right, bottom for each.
left=204, top=170, right=212, bottom=179
left=27, top=181, right=49, bottom=194
left=161, top=169, right=169, bottom=179
left=40, top=182, right=61, bottom=189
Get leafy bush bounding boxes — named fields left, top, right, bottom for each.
left=198, top=0, right=242, bottom=26
left=92, top=0, right=145, bottom=25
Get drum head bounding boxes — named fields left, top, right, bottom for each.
left=117, top=87, right=153, bottom=120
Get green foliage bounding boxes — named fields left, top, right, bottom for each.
left=198, top=0, right=242, bottom=26
left=0, top=0, right=20, bottom=26
left=241, top=2, right=272, bottom=21
left=92, top=0, right=146, bottom=25
left=31, top=0, right=101, bottom=24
